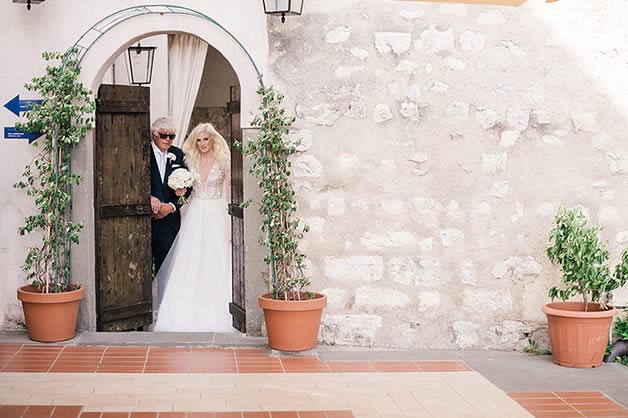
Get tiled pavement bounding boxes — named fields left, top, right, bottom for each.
left=1, top=344, right=627, bottom=418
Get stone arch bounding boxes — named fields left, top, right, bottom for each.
left=71, top=6, right=268, bottom=331
left=77, top=8, right=266, bottom=121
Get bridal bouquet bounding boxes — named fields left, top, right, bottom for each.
left=168, top=168, right=193, bottom=204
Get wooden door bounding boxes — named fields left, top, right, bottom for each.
left=227, top=85, right=246, bottom=332
left=95, top=84, right=152, bottom=331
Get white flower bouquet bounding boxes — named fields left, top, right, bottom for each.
left=167, top=168, right=193, bottom=204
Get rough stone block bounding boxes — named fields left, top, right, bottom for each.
left=361, top=231, right=418, bottom=249
left=325, top=255, right=384, bottom=282
left=490, top=256, right=542, bottom=282
left=354, top=287, right=410, bottom=309
left=390, top=256, right=443, bottom=285
left=416, top=25, right=455, bottom=53
left=292, top=155, right=323, bottom=178
left=463, top=289, right=513, bottom=313
left=475, top=107, right=501, bottom=129
left=374, top=103, right=394, bottom=123
left=320, top=314, right=383, bottom=346
left=325, top=26, right=352, bottom=43
left=446, top=101, right=469, bottom=120
left=452, top=320, right=479, bottom=349
left=459, top=30, right=486, bottom=52
left=374, top=32, right=412, bottom=55
left=481, top=153, right=508, bottom=173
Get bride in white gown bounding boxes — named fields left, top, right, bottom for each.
left=154, top=123, right=233, bottom=332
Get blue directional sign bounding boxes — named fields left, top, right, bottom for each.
left=4, top=95, right=43, bottom=116
left=4, top=127, right=41, bottom=143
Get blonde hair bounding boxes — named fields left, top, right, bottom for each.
left=182, top=123, right=230, bottom=170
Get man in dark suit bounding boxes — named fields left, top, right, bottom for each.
left=150, top=116, right=185, bottom=272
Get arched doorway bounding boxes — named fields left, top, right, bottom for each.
left=70, top=6, right=269, bottom=333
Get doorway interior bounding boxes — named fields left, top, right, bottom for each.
left=94, top=35, right=246, bottom=333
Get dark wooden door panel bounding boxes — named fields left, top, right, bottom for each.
left=95, top=84, right=152, bottom=332
left=228, top=85, right=246, bottom=332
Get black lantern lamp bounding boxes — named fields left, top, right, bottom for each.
left=262, top=0, right=304, bottom=23
left=126, top=43, right=157, bottom=86
left=13, top=0, right=45, bottom=10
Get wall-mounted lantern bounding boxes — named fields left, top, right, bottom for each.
left=125, top=43, right=157, bottom=86
left=13, top=0, right=44, bottom=10
left=262, top=0, right=304, bottom=23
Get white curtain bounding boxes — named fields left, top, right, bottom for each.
left=168, top=34, right=208, bottom=146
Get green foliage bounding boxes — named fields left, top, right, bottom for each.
left=614, top=312, right=628, bottom=341
left=240, top=84, right=310, bottom=300
left=13, top=48, right=94, bottom=293
left=546, top=207, right=628, bottom=310
left=523, top=338, right=552, bottom=356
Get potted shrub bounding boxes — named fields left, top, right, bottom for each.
left=543, top=206, right=628, bottom=367
left=240, top=84, right=326, bottom=351
left=14, top=49, right=94, bottom=342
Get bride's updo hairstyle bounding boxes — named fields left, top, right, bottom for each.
left=183, top=123, right=230, bottom=170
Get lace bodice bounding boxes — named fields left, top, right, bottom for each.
left=190, top=163, right=228, bottom=200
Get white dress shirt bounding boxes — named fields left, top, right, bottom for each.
left=151, top=142, right=167, bottom=182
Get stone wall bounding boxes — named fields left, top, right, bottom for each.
left=266, top=0, right=628, bottom=349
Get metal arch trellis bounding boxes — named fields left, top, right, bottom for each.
left=68, top=4, right=263, bottom=80
left=54, top=4, right=278, bottom=287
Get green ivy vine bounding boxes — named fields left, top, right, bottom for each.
left=239, top=84, right=310, bottom=300
left=13, top=48, right=95, bottom=293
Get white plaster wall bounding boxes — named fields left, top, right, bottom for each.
left=0, top=1, right=268, bottom=331
left=267, top=0, right=628, bottom=349
left=102, top=35, right=170, bottom=122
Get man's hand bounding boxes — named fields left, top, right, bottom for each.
left=154, top=203, right=174, bottom=220
left=150, top=196, right=162, bottom=214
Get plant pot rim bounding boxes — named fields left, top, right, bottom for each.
left=18, top=284, right=84, bottom=304
left=259, top=292, right=327, bottom=311
left=542, top=301, right=616, bottom=318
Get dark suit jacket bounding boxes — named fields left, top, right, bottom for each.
left=150, top=145, right=185, bottom=249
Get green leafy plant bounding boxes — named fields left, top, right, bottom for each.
left=614, top=313, right=628, bottom=341
left=13, top=48, right=95, bottom=293
left=239, top=84, right=310, bottom=301
left=612, top=314, right=628, bottom=365
left=523, top=338, right=552, bottom=356
left=546, top=207, right=628, bottom=311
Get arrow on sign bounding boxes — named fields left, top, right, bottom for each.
left=4, top=95, right=43, bottom=116
left=4, top=127, right=42, bottom=143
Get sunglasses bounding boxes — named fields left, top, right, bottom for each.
left=158, top=132, right=176, bottom=140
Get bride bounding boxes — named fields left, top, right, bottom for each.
left=154, top=122, right=233, bottom=332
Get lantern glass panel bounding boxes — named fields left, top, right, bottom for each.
left=126, top=46, right=155, bottom=85
left=291, top=0, right=304, bottom=14
left=264, top=0, right=289, bottom=14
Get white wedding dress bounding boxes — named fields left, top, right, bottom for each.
left=153, top=163, right=233, bottom=332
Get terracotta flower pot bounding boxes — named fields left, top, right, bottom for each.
left=542, top=301, right=616, bottom=368
left=259, top=292, right=327, bottom=351
left=17, top=285, right=84, bottom=342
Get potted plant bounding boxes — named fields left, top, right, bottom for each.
left=14, top=48, right=94, bottom=342
left=240, top=84, right=326, bottom=351
left=543, top=206, right=628, bottom=367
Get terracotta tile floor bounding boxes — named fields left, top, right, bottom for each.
left=0, top=406, right=354, bottom=418
left=0, top=345, right=472, bottom=374
left=509, top=392, right=628, bottom=418
left=5, top=344, right=623, bottom=417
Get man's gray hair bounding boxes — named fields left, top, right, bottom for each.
left=151, top=116, right=178, bottom=135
